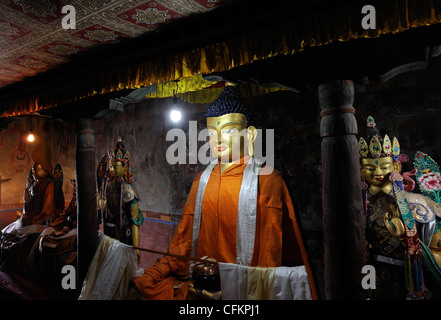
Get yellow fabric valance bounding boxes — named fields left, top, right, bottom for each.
left=144, top=74, right=286, bottom=103
left=144, top=74, right=217, bottom=99
left=0, top=0, right=440, bottom=117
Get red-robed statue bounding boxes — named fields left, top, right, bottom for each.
left=0, top=140, right=65, bottom=272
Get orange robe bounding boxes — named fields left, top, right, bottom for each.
left=22, top=177, right=60, bottom=226
left=133, top=158, right=317, bottom=299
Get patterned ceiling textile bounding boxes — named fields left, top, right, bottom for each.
left=0, top=0, right=440, bottom=118
left=0, top=0, right=228, bottom=87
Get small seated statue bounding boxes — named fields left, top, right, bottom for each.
left=97, top=138, right=144, bottom=260
left=359, top=116, right=441, bottom=299
left=0, top=141, right=65, bottom=272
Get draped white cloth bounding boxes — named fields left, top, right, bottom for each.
left=79, top=231, right=144, bottom=300
left=218, top=262, right=312, bottom=300
left=1, top=217, right=46, bottom=238
left=1, top=218, right=50, bottom=272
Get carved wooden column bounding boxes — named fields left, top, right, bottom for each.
left=319, top=80, right=365, bottom=299
left=76, top=119, right=98, bottom=290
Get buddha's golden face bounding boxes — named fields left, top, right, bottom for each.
left=361, top=156, right=396, bottom=188
left=206, top=113, right=249, bottom=163
left=32, top=163, right=47, bottom=180
left=110, top=160, right=126, bottom=178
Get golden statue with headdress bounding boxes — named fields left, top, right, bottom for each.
left=132, top=86, right=317, bottom=300
left=359, top=115, right=441, bottom=299
left=97, top=137, right=144, bottom=261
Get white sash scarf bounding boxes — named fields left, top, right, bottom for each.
left=191, top=157, right=263, bottom=272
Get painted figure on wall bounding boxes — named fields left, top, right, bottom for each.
left=359, top=116, right=441, bottom=299
left=97, top=137, right=144, bottom=260
left=0, top=140, right=65, bottom=272
left=0, top=130, right=31, bottom=174
left=133, top=85, right=317, bottom=300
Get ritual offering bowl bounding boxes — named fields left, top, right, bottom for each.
left=192, top=261, right=221, bottom=292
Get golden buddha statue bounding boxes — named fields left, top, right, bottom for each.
left=97, top=138, right=143, bottom=261
left=359, top=116, right=441, bottom=299
left=206, top=112, right=257, bottom=173
left=359, top=123, right=405, bottom=243
left=133, top=85, right=317, bottom=300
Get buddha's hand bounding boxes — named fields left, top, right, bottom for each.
left=97, top=192, right=107, bottom=210
left=189, top=282, right=222, bottom=300
left=384, top=204, right=405, bottom=240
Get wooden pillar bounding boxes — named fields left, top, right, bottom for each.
left=76, top=118, right=98, bottom=291
left=319, top=80, right=365, bottom=299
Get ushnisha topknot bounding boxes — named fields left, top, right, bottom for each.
left=205, top=86, right=257, bottom=127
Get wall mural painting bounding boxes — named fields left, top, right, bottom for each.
left=0, top=129, right=31, bottom=174
left=0, top=129, right=30, bottom=208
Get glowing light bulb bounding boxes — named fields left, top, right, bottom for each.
left=170, top=110, right=181, bottom=123
left=27, top=133, right=35, bottom=142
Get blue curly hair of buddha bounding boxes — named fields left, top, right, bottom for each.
left=205, top=86, right=257, bottom=127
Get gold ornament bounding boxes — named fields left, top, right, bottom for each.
left=358, top=116, right=400, bottom=160
left=367, top=115, right=376, bottom=128
left=383, top=135, right=392, bottom=156
left=359, top=137, right=369, bottom=158
left=392, top=137, right=400, bottom=158
left=369, top=135, right=382, bottom=158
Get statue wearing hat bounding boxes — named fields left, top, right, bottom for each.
left=133, top=86, right=317, bottom=300
left=97, top=138, right=144, bottom=260
left=359, top=116, right=441, bottom=299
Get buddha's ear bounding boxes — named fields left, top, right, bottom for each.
left=393, top=161, right=402, bottom=173
left=247, top=126, right=257, bottom=157
left=247, top=126, right=257, bottom=144
left=360, top=167, right=366, bottom=180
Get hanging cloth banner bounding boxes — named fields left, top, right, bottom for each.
left=391, top=170, right=421, bottom=257
left=390, top=170, right=426, bottom=297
